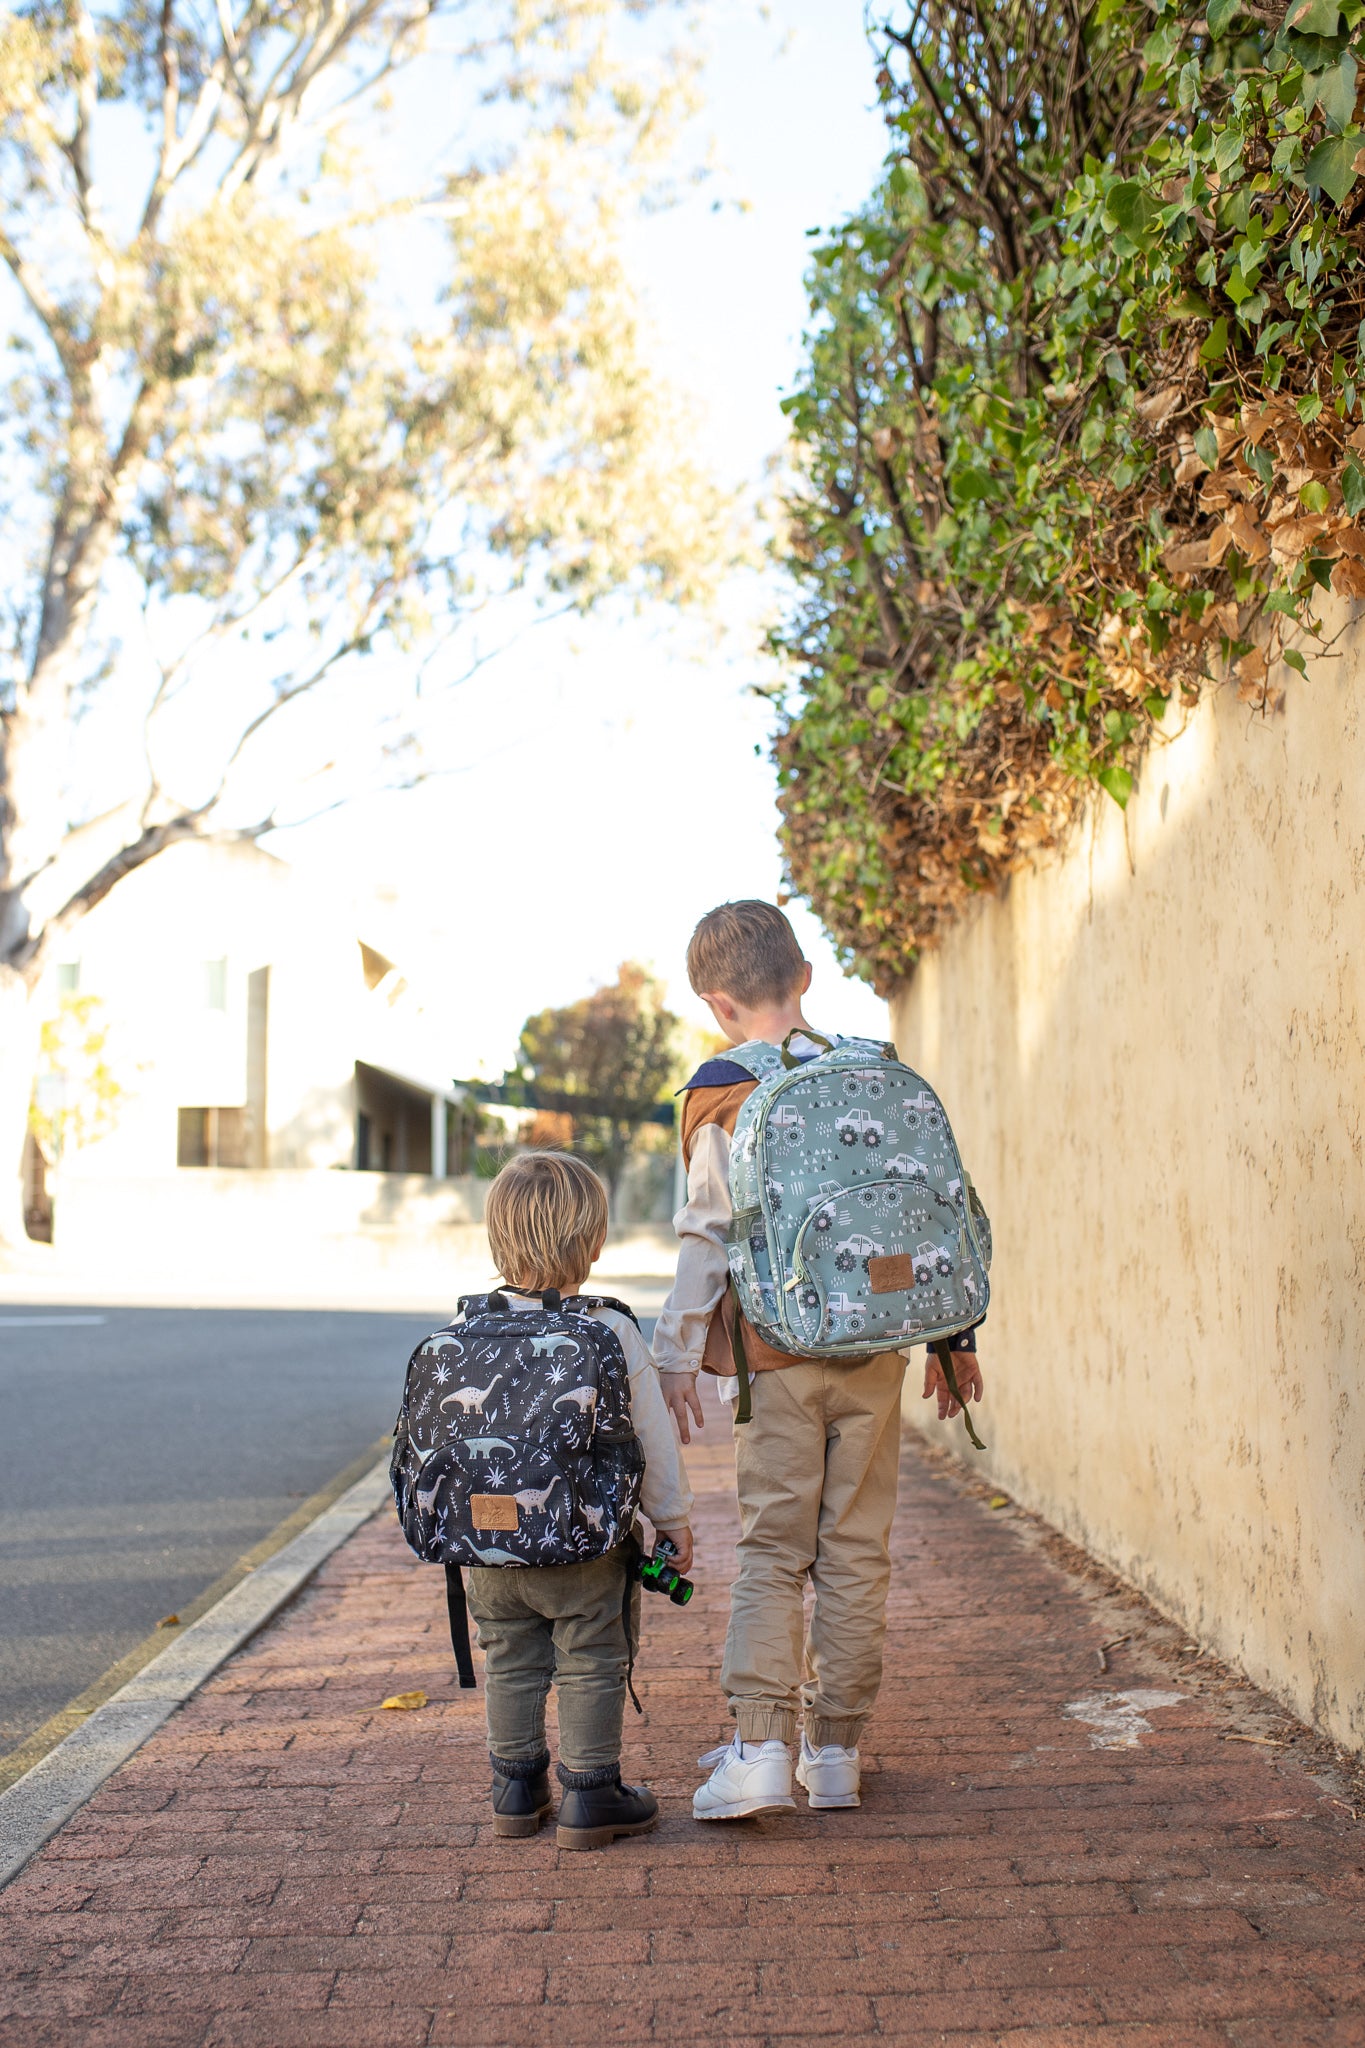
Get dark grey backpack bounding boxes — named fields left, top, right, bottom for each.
left=390, top=1286, right=646, bottom=1686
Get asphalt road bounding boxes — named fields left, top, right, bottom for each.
left=0, top=1298, right=664, bottom=1766
left=0, top=1303, right=448, bottom=1764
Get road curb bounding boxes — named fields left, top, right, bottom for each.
left=0, top=1455, right=392, bottom=1893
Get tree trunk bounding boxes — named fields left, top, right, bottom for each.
left=0, top=967, right=42, bottom=1257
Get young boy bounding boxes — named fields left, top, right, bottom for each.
left=468, top=1151, right=693, bottom=1847
left=652, top=900, right=984, bottom=1818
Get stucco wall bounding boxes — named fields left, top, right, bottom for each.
left=892, top=634, right=1365, bottom=1748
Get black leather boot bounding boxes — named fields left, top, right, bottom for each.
left=555, top=1764, right=658, bottom=1850
left=490, top=1751, right=553, bottom=1838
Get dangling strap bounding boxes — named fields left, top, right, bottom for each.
left=621, top=1531, right=643, bottom=1714
left=931, top=1339, right=986, bottom=1452
left=444, top=1562, right=477, bottom=1689
left=728, top=1283, right=753, bottom=1426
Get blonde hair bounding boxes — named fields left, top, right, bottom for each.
left=686, top=899, right=806, bottom=1008
left=485, top=1151, right=609, bottom=1293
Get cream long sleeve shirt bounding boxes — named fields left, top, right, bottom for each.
left=651, top=1121, right=734, bottom=1382
left=500, top=1292, right=693, bottom=1529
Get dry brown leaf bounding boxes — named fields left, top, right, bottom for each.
left=1222, top=504, right=1269, bottom=562
left=1212, top=600, right=1241, bottom=636
left=1241, top=400, right=1284, bottom=447
left=870, top=426, right=902, bottom=462
left=380, top=1691, right=428, bottom=1711
left=1205, top=412, right=1241, bottom=459
left=1270, top=515, right=1330, bottom=562
left=1333, top=524, right=1365, bottom=557
left=1198, top=471, right=1238, bottom=510
left=1163, top=538, right=1212, bottom=573
left=1135, top=384, right=1183, bottom=427
left=1349, top=425, right=1365, bottom=456
left=156, top=1614, right=180, bottom=1629
left=1206, top=524, right=1233, bottom=567
left=1237, top=648, right=1268, bottom=693
left=1331, top=555, right=1365, bottom=600
left=1173, top=450, right=1207, bottom=486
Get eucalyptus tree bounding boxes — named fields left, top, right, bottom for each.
left=0, top=0, right=729, bottom=1242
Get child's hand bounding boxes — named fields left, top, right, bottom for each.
left=660, top=1371, right=705, bottom=1444
left=922, top=1349, right=985, bottom=1420
left=655, top=1525, right=693, bottom=1573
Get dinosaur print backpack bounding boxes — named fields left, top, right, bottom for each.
left=721, top=1032, right=992, bottom=1436
left=390, top=1288, right=645, bottom=1583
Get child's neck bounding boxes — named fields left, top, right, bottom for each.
left=724, top=999, right=815, bottom=1049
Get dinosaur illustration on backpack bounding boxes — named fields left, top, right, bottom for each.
left=720, top=1031, right=992, bottom=1443
left=390, top=1288, right=644, bottom=1575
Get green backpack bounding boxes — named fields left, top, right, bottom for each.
left=722, top=1032, right=991, bottom=1445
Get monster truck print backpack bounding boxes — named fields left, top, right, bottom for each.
left=390, top=1287, right=645, bottom=1687
left=721, top=1032, right=993, bottom=1447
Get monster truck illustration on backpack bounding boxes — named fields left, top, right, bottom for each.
left=884, top=1152, right=929, bottom=1184
left=912, top=1240, right=954, bottom=1286
left=807, top=1180, right=844, bottom=1234
left=833, top=1232, right=884, bottom=1274
left=824, top=1291, right=866, bottom=1335
left=903, top=1091, right=946, bottom=1136
left=769, top=1104, right=806, bottom=1150
left=836, top=1107, right=884, bottom=1149
left=839, top=1067, right=887, bottom=1102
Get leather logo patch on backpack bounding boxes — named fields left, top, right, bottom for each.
left=868, top=1253, right=915, bottom=1294
left=471, top=1495, right=520, bottom=1532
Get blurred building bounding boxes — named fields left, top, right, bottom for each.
left=34, top=838, right=469, bottom=1184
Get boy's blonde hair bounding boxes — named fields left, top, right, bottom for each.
left=485, top=1151, right=609, bottom=1293
left=686, top=899, right=806, bottom=1009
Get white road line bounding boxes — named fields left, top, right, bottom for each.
left=0, top=1456, right=391, bottom=1891
left=0, top=1315, right=108, bottom=1328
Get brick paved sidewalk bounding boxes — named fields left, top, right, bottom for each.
left=2, top=1391, right=1363, bottom=2048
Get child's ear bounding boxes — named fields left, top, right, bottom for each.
left=799, top=960, right=813, bottom=995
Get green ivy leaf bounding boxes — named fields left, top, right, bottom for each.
left=1107, top=179, right=1160, bottom=243
left=1288, top=0, right=1342, bottom=29
left=1097, top=764, right=1134, bottom=808
left=1297, top=391, right=1324, bottom=420
left=1207, top=0, right=1241, bottom=30
left=1315, top=51, right=1358, bottom=129
left=1194, top=426, right=1222, bottom=467
left=1304, top=128, right=1362, bottom=203
left=1282, top=647, right=1309, bottom=673
left=1342, top=453, right=1365, bottom=512
left=1200, top=316, right=1230, bottom=361
left=1300, top=478, right=1331, bottom=510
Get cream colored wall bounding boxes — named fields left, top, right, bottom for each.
left=892, top=631, right=1365, bottom=1749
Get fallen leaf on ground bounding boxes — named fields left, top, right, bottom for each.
left=156, top=1615, right=180, bottom=1628
left=989, top=1495, right=1010, bottom=1509
left=380, top=1691, right=428, bottom=1711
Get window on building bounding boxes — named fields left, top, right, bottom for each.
left=204, top=958, right=228, bottom=1010
left=356, top=1111, right=372, bottom=1171
left=178, top=1106, right=248, bottom=1167
left=55, top=962, right=80, bottom=994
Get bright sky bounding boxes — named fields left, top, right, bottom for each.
left=270, top=0, right=892, bottom=1078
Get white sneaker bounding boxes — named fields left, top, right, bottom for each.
left=795, top=1733, right=861, bottom=1809
left=692, top=1734, right=796, bottom=1821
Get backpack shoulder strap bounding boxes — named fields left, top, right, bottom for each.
left=564, top=1294, right=640, bottom=1330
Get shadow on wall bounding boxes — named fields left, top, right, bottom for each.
left=893, top=633, right=1365, bottom=1749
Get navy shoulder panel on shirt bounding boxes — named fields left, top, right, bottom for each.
left=678, top=1058, right=758, bottom=1092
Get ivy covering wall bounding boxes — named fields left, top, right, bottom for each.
left=775, top=0, right=1365, bottom=989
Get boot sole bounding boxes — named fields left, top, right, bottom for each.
left=493, top=1803, right=552, bottom=1839
left=556, top=1813, right=659, bottom=1851
left=692, top=1795, right=797, bottom=1821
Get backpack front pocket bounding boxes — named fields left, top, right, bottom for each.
left=788, top=1181, right=985, bottom=1350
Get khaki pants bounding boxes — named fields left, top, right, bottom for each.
left=721, top=1351, right=906, bottom=1749
left=466, top=1546, right=640, bottom=1776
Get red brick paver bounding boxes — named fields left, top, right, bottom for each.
left=2, top=1395, right=1362, bottom=2046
